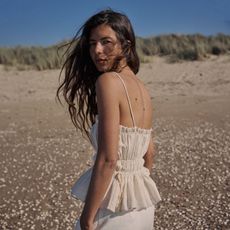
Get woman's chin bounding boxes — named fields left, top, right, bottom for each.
left=96, top=65, right=110, bottom=73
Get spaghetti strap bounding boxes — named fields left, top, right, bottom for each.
left=113, top=72, right=136, bottom=127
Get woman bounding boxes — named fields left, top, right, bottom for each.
left=57, top=9, right=161, bottom=230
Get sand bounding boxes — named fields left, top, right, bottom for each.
left=0, top=55, right=229, bottom=229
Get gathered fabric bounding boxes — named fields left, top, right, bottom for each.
left=71, top=114, right=162, bottom=212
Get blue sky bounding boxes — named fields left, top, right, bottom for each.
left=0, top=0, right=230, bottom=46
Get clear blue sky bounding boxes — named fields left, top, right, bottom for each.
left=0, top=0, right=230, bottom=46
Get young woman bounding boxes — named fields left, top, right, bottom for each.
left=57, top=9, right=161, bottom=230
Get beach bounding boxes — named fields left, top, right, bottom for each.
left=0, top=55, right=229, bottom=229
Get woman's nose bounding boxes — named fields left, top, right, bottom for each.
left=94, top=42, right=103, bottom=54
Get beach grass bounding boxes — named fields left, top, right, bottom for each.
left=0, top=34, right=229, bottom=70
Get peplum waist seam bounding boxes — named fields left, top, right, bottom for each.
left=100, top=167, right=162, bottom=212
left=71, top=166, right=162, bottom=213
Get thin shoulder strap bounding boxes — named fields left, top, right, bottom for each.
left=113, top=72, right=136, bottom=127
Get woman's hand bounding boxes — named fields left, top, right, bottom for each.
left=79, top=215, right=95, bottom=230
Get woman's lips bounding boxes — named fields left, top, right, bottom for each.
left=96, top=58, right=107, bottom=65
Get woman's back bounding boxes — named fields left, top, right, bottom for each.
left=114, top=72, right=153, bottom=130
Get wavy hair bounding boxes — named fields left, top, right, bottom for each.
left=57, top=9, right=140, bottom=142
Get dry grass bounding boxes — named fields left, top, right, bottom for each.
left=0, top=34, right=230, bottom=70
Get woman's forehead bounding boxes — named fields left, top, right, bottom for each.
left=89, top=24, right=117, bottom=40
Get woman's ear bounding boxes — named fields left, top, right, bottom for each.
left=127, top=40, right=131, bottom=54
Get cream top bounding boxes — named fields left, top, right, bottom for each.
left=71, top=73, right=162, bottom=212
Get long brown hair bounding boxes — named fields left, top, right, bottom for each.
left=56, top=9, right=140, bottom=142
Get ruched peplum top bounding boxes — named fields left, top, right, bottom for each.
left=71, top=73, right=162, bottom=213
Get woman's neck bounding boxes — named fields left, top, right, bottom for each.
left=117, top=65, right=134, bottom=75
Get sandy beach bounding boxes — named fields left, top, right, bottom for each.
left=0, top=55, right=229, bottom=229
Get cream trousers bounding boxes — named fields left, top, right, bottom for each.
left=74, top=205, right=155, bottom=230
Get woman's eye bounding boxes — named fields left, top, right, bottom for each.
left=101, top=40, right=112, bottom=45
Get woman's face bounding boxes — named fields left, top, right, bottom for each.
left=89, top=24, right=124, bottom=72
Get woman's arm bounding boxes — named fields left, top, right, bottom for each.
left=80, top=73, right=120, bottom=229
left=143, top=137, right=155, bottom=173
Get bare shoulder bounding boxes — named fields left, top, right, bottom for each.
left=95, top=72, right=120, bottom=128
left=95, top=72, right=122, bottom=100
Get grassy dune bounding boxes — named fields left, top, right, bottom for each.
left=0, top=34, right=230, bottom=70
left=137, top=33, right=230, bottom=62
left=0, top=45, right=63, bottom=70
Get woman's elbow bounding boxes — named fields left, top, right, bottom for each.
left=104, top=158, right=117, bottom=170
left=97, top=156, right=118, bottom=170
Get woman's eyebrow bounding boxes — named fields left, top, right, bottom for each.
left=89, top=36, right=113, bottom=41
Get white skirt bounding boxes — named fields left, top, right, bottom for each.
left=74, top=205, right=155, bottom=230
